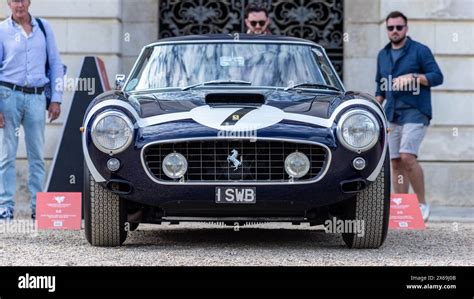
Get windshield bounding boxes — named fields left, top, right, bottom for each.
left=125, top=42, right=343, bottom=92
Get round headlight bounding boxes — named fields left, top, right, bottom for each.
left=285, top=152, right=310, bottom=179
left=91, top=111, right=134, bottom=154
left=337, top=110, right=380, bottom=152
left=163, top=152, right=188, bottom=179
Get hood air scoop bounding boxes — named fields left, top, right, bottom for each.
left=205, top=93, right=266, bottom=106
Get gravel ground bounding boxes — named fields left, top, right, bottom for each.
left=0, top=221, right=472, bottom=266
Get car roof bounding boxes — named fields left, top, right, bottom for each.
left=146, top=34, right=323, bottom=49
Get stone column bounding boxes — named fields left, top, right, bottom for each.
left=121, top=0, right=159, bottom=75
left=343, top=0, right=381, bottom=93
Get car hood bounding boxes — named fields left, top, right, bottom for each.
left=128, top=89, right=342, bottom=120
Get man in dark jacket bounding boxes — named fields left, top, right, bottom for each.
left=375, top=11, right=443, bottom=222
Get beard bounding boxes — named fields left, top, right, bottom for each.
left=390, top=33, right=406, bottom=45
left=253, top=26, right=268, bottom=34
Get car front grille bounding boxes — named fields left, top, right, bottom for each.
left=143, top=139, right=329, bottom=183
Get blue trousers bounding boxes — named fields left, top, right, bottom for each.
left=0, top=85, right=46, bottom=213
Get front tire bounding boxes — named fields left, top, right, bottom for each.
left=84, top=166, right=127, bottom=246
left=341, top=151, right=391, bottom=249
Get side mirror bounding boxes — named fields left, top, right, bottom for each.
left=115, top=74, right=126, bottom=90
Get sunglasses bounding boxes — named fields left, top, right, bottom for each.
left=387, top=25, right=405, bottom=32
left=250, top=20, right=266, bottom=27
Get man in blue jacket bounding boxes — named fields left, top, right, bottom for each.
left=375, top=11, right=443, bottom=222
left=0, top=0, right=64, bottom=220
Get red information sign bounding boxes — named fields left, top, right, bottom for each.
left=389, top=194, right=426, bottom=230
left=36, top=193, right=82, bottom=230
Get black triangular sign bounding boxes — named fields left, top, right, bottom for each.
left=45, top=56, right=110, bottom=192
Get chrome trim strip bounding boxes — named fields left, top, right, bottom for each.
left=127, top=85, right=343, bottom=94
left=122, top=47, right=146, bottom=91
left=140, top=137, right=332, bottom=186
left=320, top=47, right=345, bottom=91
left=147, top=39, right=322, bottom=48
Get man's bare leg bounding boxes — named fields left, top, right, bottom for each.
left=400, top=153, right=425, bottom=203
left=391, top=158, right=409, bottom=193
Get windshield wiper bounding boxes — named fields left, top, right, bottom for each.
left=182, top=80, right=252, bottom=91
left=284, top=83, right=340, bottom=92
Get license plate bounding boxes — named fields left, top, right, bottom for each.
left=215, top=187, right=256, bottom=204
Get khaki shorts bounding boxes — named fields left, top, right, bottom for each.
left=388, top=123, right=427, bottom=159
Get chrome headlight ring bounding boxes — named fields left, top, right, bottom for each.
left=91, top=111, right=134, bottom=155
left=336, top=109, right=380, bottom=153
left=284, top=152, right=311, bottom=179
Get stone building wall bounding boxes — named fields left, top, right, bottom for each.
left=344, top=0, right=474, bottom=206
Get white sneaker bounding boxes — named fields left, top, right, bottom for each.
left=419, top=203, right=430, bottom=222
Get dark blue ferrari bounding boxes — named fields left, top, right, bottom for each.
left=82, top=34, right=390, bottom=248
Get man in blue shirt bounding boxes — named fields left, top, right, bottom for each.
left=0, top=0, right=64, bottom=220
left=375, top=11, right=443, bottom=222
